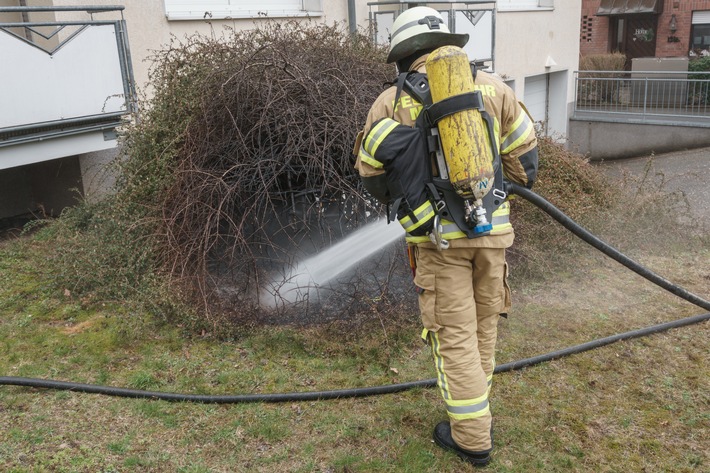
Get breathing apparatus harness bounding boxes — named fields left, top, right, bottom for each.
left=382, top=64, right=507, bottom=249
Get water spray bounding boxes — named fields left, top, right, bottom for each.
left=260, top=218, right=404, bottom=308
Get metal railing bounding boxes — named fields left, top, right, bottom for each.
left=0, top=5, right=136, bottom=147
left=573, top=70, right=710, bottom=127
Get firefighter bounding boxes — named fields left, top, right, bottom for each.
left=353, top=6, right=538, bottom=467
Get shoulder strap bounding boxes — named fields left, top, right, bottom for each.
left=424, top=91, right=484, bottom=126
left=391, top=72, right=409, bottom=119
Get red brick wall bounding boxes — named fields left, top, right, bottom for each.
left=580, top=0, right=710, bottom=58
left=580, top=0, right=610, bottom=56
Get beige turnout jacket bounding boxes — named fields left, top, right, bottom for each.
left=354, top=55, right=538, bottom=249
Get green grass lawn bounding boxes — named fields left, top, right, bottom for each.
left=1, top=235, right=708, bottom=472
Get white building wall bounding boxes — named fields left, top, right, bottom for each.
left=495, top=1, right=582, bottom=137
left=54, top=0, right=371, bottom=96
left=496, top=1, right=581, bottom=98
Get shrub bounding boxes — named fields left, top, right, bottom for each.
left=688, top=57, right=710, bottom=105
left=117, top=21, right=396, bottom=324
left=579, top=52, right=627, bottom=72
left=508, top=137, right=615, bottom=273
left=688, top=56, right=710, bottom=73
left=578, top=53, right=628, bottom=104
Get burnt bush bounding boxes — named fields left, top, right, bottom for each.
left=120, top=22, right=404, bottom=325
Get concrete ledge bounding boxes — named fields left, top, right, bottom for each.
left=0, top=130, right=117, bottom=171
left=568, top=119, right=710, bottom=161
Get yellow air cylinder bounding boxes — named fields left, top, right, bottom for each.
left=426, top=46, right=494, bottom=201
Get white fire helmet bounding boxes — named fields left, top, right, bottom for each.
left=387, top=6, right=469, bottom=64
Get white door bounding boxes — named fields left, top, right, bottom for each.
left=524, top=74, right=548, bottom=126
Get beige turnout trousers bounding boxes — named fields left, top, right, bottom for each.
left=413, top=245, right=510, bottom=452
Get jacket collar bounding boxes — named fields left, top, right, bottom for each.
left=410, top=54, right=429, bottom=72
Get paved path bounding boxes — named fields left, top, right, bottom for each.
left=596, top=146, right=710, bottom=223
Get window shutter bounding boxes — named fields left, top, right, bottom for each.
left=692, top=11, right=710, bottom=25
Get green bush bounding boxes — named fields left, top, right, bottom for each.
left=688, top=57, right=710, bottom=105
left=689, top=56, right=710, bottom=73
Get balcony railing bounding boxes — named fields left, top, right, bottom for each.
left=0, top=5, right=135, bottom=167
left=573, top=70, right=710, bottom=127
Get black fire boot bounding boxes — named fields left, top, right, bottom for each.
left=432, top=421, right=492, bottom=467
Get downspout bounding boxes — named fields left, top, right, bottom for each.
left=348, top=0, right=356, bottom=34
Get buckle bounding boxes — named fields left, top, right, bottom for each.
left=418, top=16, right=442, bottom=30
left=493, top=188, right=507, bottom=200
left=429, top=214, right=450, bottom=251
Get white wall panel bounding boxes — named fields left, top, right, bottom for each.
left=524, top=73, right=548, bottom=123
left=163, top=0, right=323, bottom=19
left=0, top=25, right=125, bottom=129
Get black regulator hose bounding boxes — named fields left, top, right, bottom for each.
left=1, top=188, right=708, bottom=403
left=507, top=182, right=710, bottom=312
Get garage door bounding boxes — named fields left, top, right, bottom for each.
left=524, top=74, right=548, bottom=124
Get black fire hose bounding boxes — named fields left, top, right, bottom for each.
left=2, top=186, right=709, bottom=403
left=1, top=312, right=708, bottom=403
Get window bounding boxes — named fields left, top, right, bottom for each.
left=497, top=0, right=553, bottom=11
left=163, top=1, right=323, bottom=21
left=455, top=10, right=493, bottom=63
left=691, top=11, right=710, bottom=53
left=373, top=8, right=494, bottom=66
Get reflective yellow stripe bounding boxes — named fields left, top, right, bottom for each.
left=501, top=111, right=533, bottom=155
left=445, top=392, right=490, bottom=420
left=430, top=331, right=450, bottom=400
left=492, top=201, right=509, bottom=216
left=490, top=202, right=511, bottom=233
left=404, top=211, right=510, bottom=242
left=427, top=330, right=491, bottom=420
left=364, top=119, right=399, bottom=158
left=403, top=218, right=465, bottom=243
left=446, top=386, right=491, bottom=420
left=489, top=222, right=512, bottom=234
left=446, top=392, right=488, bottom=407
left=438, top=219, right=466, bottom=240
left=405, top=234, right=431, bottom=244
left=399, top=201, right=435, bottom=233
left=358, top=146, right=383, bottom=169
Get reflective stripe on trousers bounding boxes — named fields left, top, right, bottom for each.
left=415, top=246, right=506, bottom=451
left=424, top=330, right=490, bottom=421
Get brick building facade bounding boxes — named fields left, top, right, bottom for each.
left=581, top=0, right=710, bottom=62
